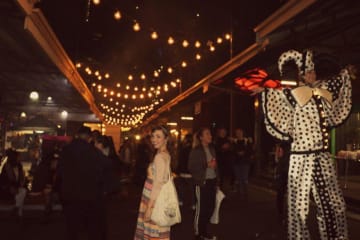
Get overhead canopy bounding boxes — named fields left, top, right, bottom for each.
left=0, top=0, right=102, bottom=126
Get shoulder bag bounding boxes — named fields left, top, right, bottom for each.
left=151, top=168, right=181, bottom=227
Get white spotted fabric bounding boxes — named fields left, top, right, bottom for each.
left=278, top=49, right=302, bottom=76
left=261, top=88, right=294, bottom=141
left=288, top=152, right=348, bottom=240
left=322, top=69, right=352, bottom=127
left=303, top=50, right=315, bottom=74
left=261, top=68, right=351, bottom=240
left=278, top=49, right=315, bottom=76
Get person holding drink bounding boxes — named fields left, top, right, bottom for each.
left=188, top=127, right=219, bottom=240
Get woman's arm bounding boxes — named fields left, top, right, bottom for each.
left=145, top=153, right=169, bottom=221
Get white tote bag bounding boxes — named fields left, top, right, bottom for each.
left=151, top=170, right=181, bottom=227
left=210, top=189, right=225, bottom=224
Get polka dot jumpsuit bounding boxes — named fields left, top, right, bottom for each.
left=261, top=69, right=352, bottom=240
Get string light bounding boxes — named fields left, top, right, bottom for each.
left=151, top=31, right=158, bottom=39
left=182, top=40, right=189, bottom=48
left=92, top=0, right=100, bottom=5
left=114, top=10, right=122, bottom=20
left=133, top=22, right=141, bottom=31
left=76, top=5, right=234, bottom=128
left=168, top=37, right=175, bottom=45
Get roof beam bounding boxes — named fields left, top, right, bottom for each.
left=16, top=0, right=103, bottom=121
left=141, top=39, right=269, bottom=126
left=254, top=0, right=317, bottom=41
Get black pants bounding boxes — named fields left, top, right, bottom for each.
left=194, top=179, right=216, bottom=237
left=62, top=200, right=106, bottom=240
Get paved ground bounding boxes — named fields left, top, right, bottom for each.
left=1, top=182, right=360, bottom=240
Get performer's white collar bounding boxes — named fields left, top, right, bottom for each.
left=291, top=82, right=332, bottom=108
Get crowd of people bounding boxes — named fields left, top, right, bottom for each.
left=0, top=47, right=356, bottom=240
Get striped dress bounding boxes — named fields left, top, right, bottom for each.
left=134, top=161, right=170, bottom=240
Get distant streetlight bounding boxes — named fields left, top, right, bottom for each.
left=29, top=91, right=39, bottom=101
left=61, top=110, right=68, bottom=119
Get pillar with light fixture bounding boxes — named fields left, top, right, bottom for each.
left=253, top=96, right=262, bottom=176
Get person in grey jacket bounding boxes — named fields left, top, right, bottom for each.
left=188, top=127, right=219, bottom=240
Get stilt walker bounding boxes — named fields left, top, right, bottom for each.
left=260, top=49, right=355, bottom=240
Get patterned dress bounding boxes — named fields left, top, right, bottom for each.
left=134, top=155, right=170, bottom=240
left=262, top=69, right=352, bottom=240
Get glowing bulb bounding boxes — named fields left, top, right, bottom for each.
left=76, top=63, right=81, bottom=68
left=210, top=46, right=215, bottom=52
left=195, top=41, right=201, bottom=48
left=182, top=40, right=189, bottom=48
left=181, top=61, right=187, bottom=68
left=141, top=74, right=146, bottom=80
left=196, top=54, right=201, bottom=60
left=92, top=0, right=100, bottom=5
left=154, top=71, right=159, bottom=77
left=116, top=83, right=121, bottom=87
left=105, top=73, right=110, bottom=78
left=128, top=75, right=133, bottom=81
left=114, top=10, right=121, bottom=20
left=133, top=22, right=140, bottom=31
left=217, top=37, right=223, bottom=44
left=29, top=91, right=39, bottom=100
left=168, top=37, right=174, bottom=45
left=61, top=110, right=68, bottom=119
left=225, top=33, right=231, bottom=40
left=151, top=32, right=158, bottom=39
left=167, top=67, right=173, bottom=74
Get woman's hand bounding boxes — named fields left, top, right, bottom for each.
left=144, top=206, right=153, bottom=221
left=144, top=200, right=155, bottom=221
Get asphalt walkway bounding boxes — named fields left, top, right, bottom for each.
left=1, top=181, right=360, bottom=240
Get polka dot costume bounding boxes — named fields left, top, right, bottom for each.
left=261, top=69, right=352, bottom=240
left=278, top=49, right=315, bottom=76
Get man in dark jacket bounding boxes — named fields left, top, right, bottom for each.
left=59, top=126, right=106, bottom=240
